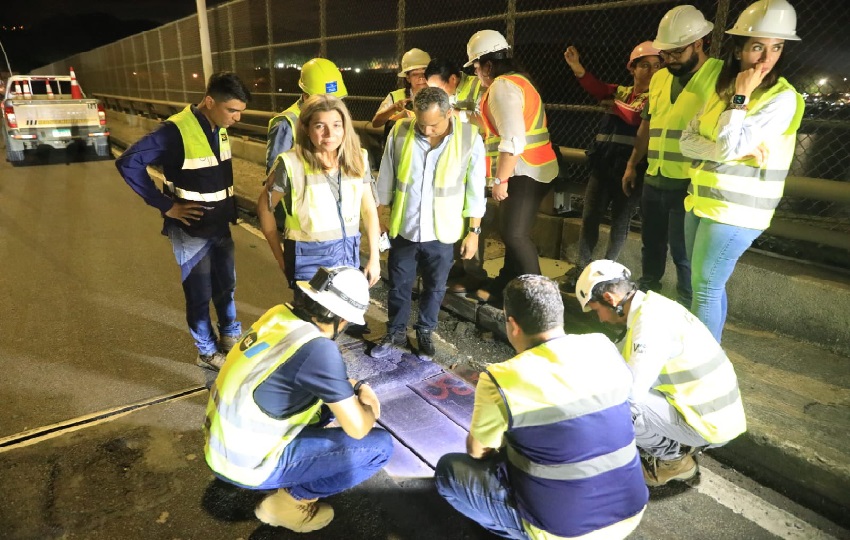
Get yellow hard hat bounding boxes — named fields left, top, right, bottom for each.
left=397, top=48, right=431, bottom=77
left=299, top=58, right=348, bottom=97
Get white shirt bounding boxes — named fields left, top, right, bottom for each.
left=679, top=90, right=798, bottom=162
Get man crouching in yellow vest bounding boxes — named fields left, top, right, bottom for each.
left=575, top=260, right=746, bottom=487
left=204, top=266, right=393, bottom=532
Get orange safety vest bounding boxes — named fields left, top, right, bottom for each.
left=479, top=73, right=557, bottom=179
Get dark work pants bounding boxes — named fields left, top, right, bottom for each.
left=577, top=162, right=641, bottom=269
left=639, top=183, right=692, bottom=306
left=488, top=175, right=551, bottom=297
left=387, top=236, right=454, bottom=333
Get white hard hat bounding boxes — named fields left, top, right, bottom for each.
left=463, top=30, right=510, bottom=68
left=296, top=266, right=370, bottom=326
left=652, top=5, right=714, bottom=50
left=726, top=0, right=800, bottom=41
left=397, top=48, right=431, bottom=77
left=575, top=260, right=632, bottom=312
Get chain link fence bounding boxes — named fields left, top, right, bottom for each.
left=33, top=0, right=850, bottom=269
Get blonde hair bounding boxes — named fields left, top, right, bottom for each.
left=295, top=94, right=365, bottom=178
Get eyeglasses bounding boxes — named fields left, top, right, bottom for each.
left=659, top=44, right=694, bottom=60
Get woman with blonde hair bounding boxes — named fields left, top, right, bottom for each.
left=258, top=94, right=381, bottom=289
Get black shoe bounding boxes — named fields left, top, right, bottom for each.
left=370, top=331, right=407, bottom=358
left=416, top=329, right=436, bottom=357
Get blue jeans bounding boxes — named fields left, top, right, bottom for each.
left=435, top=453, right=528, bottom=540
left=685, top=211, right=762, bottom=343
left=387, top=236, right=454, bottom=333
left=639, top=184, right=691, bottom=306
left=179, top=233, right=241, bottom=355
left=250, top=426, right=393, bottom=499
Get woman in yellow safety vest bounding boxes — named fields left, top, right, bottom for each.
left=680, top=0, right=804, bottom=342
left=258, top=94, right=382, bottom=290
left=464, top=30, right=559, bottom=308
left=371, top=48, right=431, bottom=129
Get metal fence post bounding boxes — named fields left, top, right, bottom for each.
left=176, top=23, right=188, bottom=103
left=265, top=0, right=276, bottom=111
left=506, top=0, right=516, bottom=48
left=320, top=0, right=328, bottom=58
left=397, top=0, right=406, bottom=66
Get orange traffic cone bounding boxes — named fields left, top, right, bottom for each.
left=45, top=79, right=55, bottom=99
left=22, top=82, right=32, bottom=99
left=69, top=67, right=83, bottom=99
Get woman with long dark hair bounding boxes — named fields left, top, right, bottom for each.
left=464, top=30, right=559, bottom=308
left=680, top=0, right=805, bottom=342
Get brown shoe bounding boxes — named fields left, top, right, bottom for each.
left=642, top=454, right=698, bottom=487
left=196, top=351, right=227, bottom=371
left=255, top=488, right=334, bottom=532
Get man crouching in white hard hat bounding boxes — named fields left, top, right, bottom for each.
left=575, top=260, right=747, bottom=487
left=203, top=266, right=392, bottom=532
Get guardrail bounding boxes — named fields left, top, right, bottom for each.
left=96, top=93, right=850, bottom=252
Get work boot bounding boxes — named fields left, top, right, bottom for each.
left=255, top=488, right=334, bottom=532
left=370, top=331, right=407, bottom=358
left=416, top=328, right=436, bottom=357
left=196, top=351, right=227, bottom=371
left=219, top=334, right=240, bottom=353
left=642, top=454, right=699, bottom=487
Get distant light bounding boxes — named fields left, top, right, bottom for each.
left=132, top=71, right=137, bottom=76
left=276, top=62, right=284, bottom=69
left=355, top=68, right=361, bottom=73
left=192, top=73, right=199, bottom=79
left=818, top=78, right=828, bottom=86
left=278, top=88, right=282, bottom=91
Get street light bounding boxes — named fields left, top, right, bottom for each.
left=0, top=36, right=13, bottom=76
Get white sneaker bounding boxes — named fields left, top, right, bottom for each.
left=255, top=488, right=334, bottom=532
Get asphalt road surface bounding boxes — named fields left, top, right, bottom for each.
left=0, top=154, right=847, bottom=540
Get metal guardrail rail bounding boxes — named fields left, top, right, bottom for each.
left=96, top=93, right=850, bottom=252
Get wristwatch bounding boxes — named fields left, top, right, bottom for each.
left=468, top=226, right=482, bottom=235
left=729, top=94, right=749, bottom=111
left=493, top=177, right=509, bottom=185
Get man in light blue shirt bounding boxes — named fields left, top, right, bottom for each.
left=373, top=87, right=486, bottom=358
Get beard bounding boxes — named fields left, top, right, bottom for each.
left=666, top=53, right=699, bottom=76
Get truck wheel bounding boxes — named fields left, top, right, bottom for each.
left=6, top=146, right=24, bottom=164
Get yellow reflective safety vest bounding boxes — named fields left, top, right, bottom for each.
left=646, top=58, right=723, bottom=180
left=273, top=148, right=369, bottom=243
left=268, top=99, right=302, bottom=145
left=453, top=72, right=483, bottom=112
left=686, top=78, right=804, bottom=230
left=479, top=73, right=557, bottom=179
left=166, top=106, right=235, bottom=235
left=388, top=117, right=478, bottom=244
left=621, top=291, right=746, bottom=443
left=486, top=334, right=647, bottom=539
left=204, top=304, right=325, bottom=487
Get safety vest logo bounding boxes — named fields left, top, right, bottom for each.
left=220, top=132, right=228, bottom=142
left=239, top=331, right=258, bottom=351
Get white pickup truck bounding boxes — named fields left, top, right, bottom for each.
left=2, top=74, right=110, bottom=164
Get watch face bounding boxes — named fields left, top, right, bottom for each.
left=732, top=94, right=746, bottom=105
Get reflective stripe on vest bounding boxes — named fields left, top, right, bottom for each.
left=169, top=105, right=232, bottom=170
left=276, top=149, right=368, bottom=243
left=388, top=118, right=477, bottom=244
left=646, top=58, right=723, bottom=179
left=204, top=305, right=324, bottom=487
left=685, top=78, right=804, bottom=230
left=622, top=292, right=747, bottom=443
left=479, top=73, right=557, bottom=178
left=162, top=181, right=233, bottom=202
left=268, top=100, right=302, bottom=145
left=596, top=132, right=636, bottom=146
left=486, top=334, right=648, bottom=538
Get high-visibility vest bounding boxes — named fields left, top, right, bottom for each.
left=486, top=334, right=648, bottom=539
left=273, top=148, right=369, bottom=243
left=646, top=58, right=723, bottom=180
left=387, top=88, right=415, bottom=119
left=685, top=78, right=804, bottom=230
left=621, top=291, right=747, bottom=443
left=388, top=117, right=478, bottom=244
left=204, top=304, right=324, bottom=487
left=165, top=106, right=235, bottom=234
left=453, top=72, right=483, bottom=112
left=268, top=100, right=301, bottom=145
left=479, top=73, right=557, bottom=179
